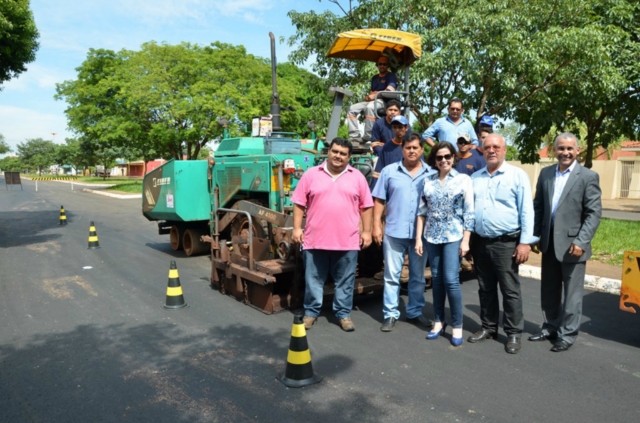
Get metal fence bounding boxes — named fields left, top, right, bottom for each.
left=619, top=158, right=640, bottom=199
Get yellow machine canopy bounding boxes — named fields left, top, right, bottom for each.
left=327, top=29, right=422, bottom=67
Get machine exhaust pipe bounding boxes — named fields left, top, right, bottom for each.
left=269, top=32, right=282, bottom=133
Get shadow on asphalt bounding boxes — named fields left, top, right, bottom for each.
left=581, top=290, right=640, bottom=347
left=144, top=242, right=209, bottom=258
left=0, top=322, right=389, bottom=423
left=0, top=210, right=68, bottom=248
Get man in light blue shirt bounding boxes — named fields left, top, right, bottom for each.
left=422, top=98, right=479, bottom=150
left=468, top=134, right=538, bottom=354
left=372, top=134, right=434, bottom=332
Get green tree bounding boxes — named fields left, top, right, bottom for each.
left=515, top=0, right=640, bottom=167
left=57, top=42, right=330, bottom=162
left=288, top=0, right=634, bottom=159
left=55, top=48, right=129, bottom=178
left=0, top=133, right=10, bottom=154
left=16, top=138, right=57, bottom=174
left=56, top=138, right=94, bottom=175
left=0, top=0, right=39, bottom=86
left=0, top=156, right=24, bottom=171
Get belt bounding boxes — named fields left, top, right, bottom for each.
left=476, top=230, right=521, bottom=243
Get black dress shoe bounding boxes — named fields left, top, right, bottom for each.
left=380, top=317, right=397, bottom=332
left=405, top=315, right=433, bottom=329
left=528, top=332, right=556, bottom=342
left=505, top=335, right=522, bottom=354
left=550, top=340, right=572, bottom=352
left=467, top=328, right=498, bottom=343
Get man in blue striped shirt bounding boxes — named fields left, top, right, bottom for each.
left=372, top=134, right=434, bottom=332
left=468, top=134, right=538, bottom=354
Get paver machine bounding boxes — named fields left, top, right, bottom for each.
left=142, top=30, right=422, bottom=313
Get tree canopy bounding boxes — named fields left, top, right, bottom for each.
left=16, top=138, right=57, bottom=174
left=287, top=0, right=640, bottom=165
left=0, top=0, right=39, bottom=86
left=0, top=133, right=10, bottom=154
left=56, top=42, right=331, bottom=161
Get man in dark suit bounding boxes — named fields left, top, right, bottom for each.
left=531, top=132, right=602, bottom=352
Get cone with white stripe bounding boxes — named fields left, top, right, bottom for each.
left=163, top=260, right=188, bottom=309
left=87, top=221, right=100, bottom=249
left=59, top=205, right=67, bottom=225
left=277, top=314, right=322, bottom=388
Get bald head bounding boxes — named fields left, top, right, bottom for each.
left=482, top=134, right=507, bottom=173
left=483, top=133, right=505, bottom=149
left=554, top=132, right=580, bottom=171
left=554, top=132, right=579, bottom=148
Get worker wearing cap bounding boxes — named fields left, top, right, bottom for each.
left=455, top=133, right=486, bottom=176
left=478, top=115, right=494, bottom=132
left=370, top=115, right=411, bottom=190
left=347, top=56, right=397, bottom=144
left=422, top=97, right=478, bottom=150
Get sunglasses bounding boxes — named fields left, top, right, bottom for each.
left=436, top=154, right=453, bottom=162
left=457, top=140, right=471, bottom=145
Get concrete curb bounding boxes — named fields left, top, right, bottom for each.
left=519, top=264, right=621, bottom=295
left=82, top=188, right=141, bottom=199
left=23, top=177, right=140, bottom=199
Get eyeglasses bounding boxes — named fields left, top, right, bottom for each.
left=376, top=62, right=389, bottom=66
left=436, top=154, right=453, bottom=161
left=457, top=140, right=470, bottom=145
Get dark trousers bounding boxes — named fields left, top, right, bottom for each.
left=540, top=231, right=586, bottom=344
left=472, top=235, right=523, bottom=335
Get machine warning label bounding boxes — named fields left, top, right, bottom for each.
left=154, top=177, right=171, bottom=187
left=166, top=194, right=174, bottom=209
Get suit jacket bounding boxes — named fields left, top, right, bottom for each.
left=533, top=162, right=602, bottom=263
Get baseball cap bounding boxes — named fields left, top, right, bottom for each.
left=391, top=115, right=409, bottom=126
left=456, top=133, right=471, bottom=144
left=479, top=115, right=494, bottom=127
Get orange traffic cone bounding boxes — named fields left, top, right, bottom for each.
left=163, top=261, right=188, bottom=309
left=59, top=205, right=67, bottom=225
left=87, top=222, right=100, bottom=249
left=277, top=315, right=322, bottom=388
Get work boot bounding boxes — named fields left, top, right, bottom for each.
left=400, top=265, right=410, bottom=283
left=460, top=258, right=473, bottom=272
left=424, top=267, right=432, bottom=289
left=303, top=315, right=317, bottom=330
left=339, top=317, right=355, bottom=332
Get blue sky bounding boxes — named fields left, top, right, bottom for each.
left=0, top=0, right=336, bottom=152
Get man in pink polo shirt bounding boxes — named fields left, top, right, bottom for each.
left=292, top=138, right=374, bottom=332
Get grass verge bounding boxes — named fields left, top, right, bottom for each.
left=591, top=218, right=640, bottom=266
left=105, top=181, right=142, bottom=193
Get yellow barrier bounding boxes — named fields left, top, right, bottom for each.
left=620, top=251, right=640, bottom=313
left=31, top=176, right=78, bottom=181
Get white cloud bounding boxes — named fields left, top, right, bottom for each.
left=2, top=64, right=73, bottom=92
left=113, top=0, right=272, bottom=24
left=0, top=106, right=72, bottom=150
left=243, top=12, right=265, bottom=25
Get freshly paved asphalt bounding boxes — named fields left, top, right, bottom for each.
left=1, top=179, right=639, bottom=423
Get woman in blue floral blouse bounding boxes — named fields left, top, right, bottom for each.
left=415, top=141, right=475, bottom=346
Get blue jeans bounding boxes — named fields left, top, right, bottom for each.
left=382, top=235, right=428, bottom=320
left=303, top=249, right=358, bottom=319
left=425, top=240, right=463, bottom=328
